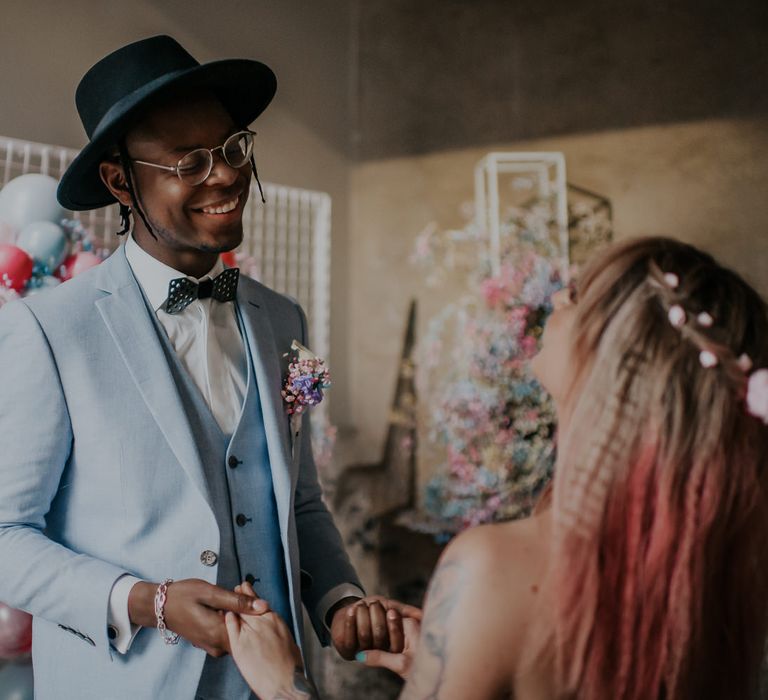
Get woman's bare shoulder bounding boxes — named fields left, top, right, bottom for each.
left=437, top=514, right=551, bottom=660
left=445, top=514, right=549, bottom=584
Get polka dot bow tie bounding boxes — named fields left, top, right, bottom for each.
left=164, top=268, right=240, bottom=314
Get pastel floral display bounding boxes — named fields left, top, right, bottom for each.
left=411, top=201, right=565, bottom=536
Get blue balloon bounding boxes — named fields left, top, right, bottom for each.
left=17, top=222, right=68, bottom=269
left=0, top=660, right=33, bottom=700
left=23, top=275, right=61, bottom=297
left=0, top=174, right=66, bottom=234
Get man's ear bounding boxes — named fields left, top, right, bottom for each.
left=98, top=159, right=132, bottom=207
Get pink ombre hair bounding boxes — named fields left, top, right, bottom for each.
left=548, top=237, right=768, bottom=699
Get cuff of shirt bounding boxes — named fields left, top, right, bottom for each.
left=107, top=574, right=143, bottom=654
left=317, top=583, right=366, bottom=632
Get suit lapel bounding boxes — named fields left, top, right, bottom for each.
left=235, top=280, right=293, bottom=532
left=93, top=247, right=212, bottom=508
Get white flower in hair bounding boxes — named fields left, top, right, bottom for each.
left=663, top=272, right=679, bottom=288
left=699, top=350, right=718, bottom=368
left=697, top=312, right=714, bottom=327
left=746, top=369, right=768, bottom=425
left=668, top=305, right=686, bottom=328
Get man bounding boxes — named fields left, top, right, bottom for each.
left=0, top=35, right=412, bottom=700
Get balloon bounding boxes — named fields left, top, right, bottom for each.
left=0, top=222, right=16, bottom=245
left=0, top=174, right=65, bottom=232
left=17, top=221, right=68, bottom=270
left=57, top=251, right=101, bottom=281
left=23, top=275, right=60, bottom=297
left=0, top=287, right=19, bottom=309
left=0, top=603, right=32, bottom=660
left=0, top=661, right=34, bottom=700
left=0, top=245, right=33, bottom=293
left=220, top=250, right=237, bottom=267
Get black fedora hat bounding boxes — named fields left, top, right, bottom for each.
left=57, top=35, right=277, bottom=211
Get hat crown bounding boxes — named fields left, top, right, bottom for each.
left=75, top=35, right=199, bottom=137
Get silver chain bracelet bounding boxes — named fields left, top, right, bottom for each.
left=154, top=578, right=180, bottom=645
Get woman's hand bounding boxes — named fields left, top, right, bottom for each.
left=225, top=582, right=317, bottom=699
left=355, top=615, right=421, bottom=679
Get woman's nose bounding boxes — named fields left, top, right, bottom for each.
left=552, top=288, right=572, bottom=310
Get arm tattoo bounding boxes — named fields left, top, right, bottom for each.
left=271, top=667, right=319, bottom=700
left=401, top=558, right=465, bottom=700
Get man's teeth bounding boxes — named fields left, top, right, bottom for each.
left=201, top=196, right=238, bottom=214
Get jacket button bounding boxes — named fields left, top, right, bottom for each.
left=228, top=455, right=240, bottom=469
left=200, top=550, right=218, bottom=566
left=235, top=513, right=249, bottom=527
left=245, top=573, right=259, bottom=585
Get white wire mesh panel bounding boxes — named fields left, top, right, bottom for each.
left=0, top=134, right=332, bottom=360
left=474, top=152, right=569, bottom=279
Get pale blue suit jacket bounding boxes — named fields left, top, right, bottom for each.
left=0, top=246, right=359, bottom=699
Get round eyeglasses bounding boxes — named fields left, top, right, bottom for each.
left=131, top=130, right=255, bottom=186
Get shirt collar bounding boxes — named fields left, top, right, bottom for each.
left=124, top=233, right=225, bottom=313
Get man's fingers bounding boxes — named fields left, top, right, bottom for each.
left=205, top=587, right=261, bottom=614
left=386, top=608, right=404, bottom=653
left=341, top=604, right=358, bottom=658
left=368, top=602, right=389, bottom=650
left=357, top=649, right=407, bottom=676
left=356, top=603, right=374, bottom=650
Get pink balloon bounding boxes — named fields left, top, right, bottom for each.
left=0, top=602, right=32, bottom=659
left=0, top=244, right=33, bottom=293
left=57, top=251, right=101, bottom=281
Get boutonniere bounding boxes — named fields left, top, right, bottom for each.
left=282, top=341, right=331, bottom=451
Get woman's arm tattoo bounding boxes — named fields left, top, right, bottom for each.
left=401, top=558, right=465, bottom=700
left=272, top=667, right=319, bottom=699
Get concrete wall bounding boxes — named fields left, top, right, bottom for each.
left=346, top=116, right=768, bottom=468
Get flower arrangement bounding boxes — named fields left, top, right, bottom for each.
left=281, top=340, right=331, bottom=416
left=413, top=202, right=565, bottom=535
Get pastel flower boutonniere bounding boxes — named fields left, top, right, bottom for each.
left=282, top=341, right=331, bottom=452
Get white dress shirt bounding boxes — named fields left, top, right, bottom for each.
left=108, top=234, right=361, bottom=653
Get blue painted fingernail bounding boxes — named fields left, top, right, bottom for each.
left=355, top=652, right=366, bottom=662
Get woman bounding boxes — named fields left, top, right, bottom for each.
left=226, top=237, right=768, bottom=699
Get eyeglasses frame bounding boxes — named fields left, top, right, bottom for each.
left=130, top=129, right=257, bottom=186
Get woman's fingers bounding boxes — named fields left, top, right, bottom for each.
left=357, top=649, right=408, bottom=678
left=386, top=608, right=404, bottom=653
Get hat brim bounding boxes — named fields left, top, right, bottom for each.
left=57, top=58, right=277, bottom=211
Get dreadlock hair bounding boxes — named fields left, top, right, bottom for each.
left=541, top=237, right=768, bottom=699
left=117, top=139, right=157, bottom=240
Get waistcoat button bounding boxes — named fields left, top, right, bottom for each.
left=236, top=513, right=248, bottom=527
left=200, top=550, right=218, bottom=566
left=228, top=455, right=240, bottom=468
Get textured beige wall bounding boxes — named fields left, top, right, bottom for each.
left=344, top=117, right=768, bottom=468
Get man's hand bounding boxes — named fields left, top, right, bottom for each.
left=330, top=595, right=423, bottom=661
left=128, top=578, right=268, bottom=657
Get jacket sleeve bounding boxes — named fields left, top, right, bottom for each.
left=291, top=302, right=362, bottom=644
left=0, top=301, right=126, bottom=657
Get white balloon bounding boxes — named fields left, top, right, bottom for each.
left=0, top=174, right=66, bottom=231
left=17, top=221, right=68, bottom=269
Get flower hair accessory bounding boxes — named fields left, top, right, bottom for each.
left=652, top=265, right=768, bottom=425
left=747, top=369, right=768, bottom=425
left=282, top=340, right=331, bottom=416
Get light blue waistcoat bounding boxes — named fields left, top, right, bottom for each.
left=147, top=302, right=292, bottom=700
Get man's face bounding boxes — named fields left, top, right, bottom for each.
left=123, top=93, right=251, bottom=270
